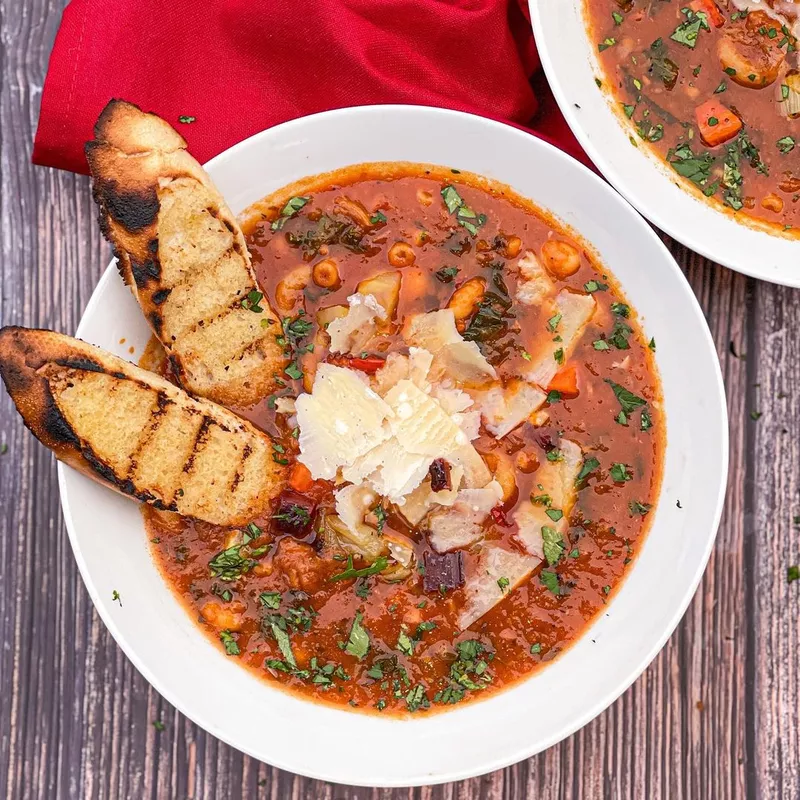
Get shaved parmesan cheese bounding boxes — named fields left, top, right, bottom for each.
left=515, top=250, right=556, bottom=306
left=514, top=438, right=582, bottom=558
left=372, top=347, right=434, bottom=396
left=447, top=443, right=492, bottom=489
left=273, top=396, right=297, bottom=415
left=428, top=479, right=503, bottom=552
left=397, top=465, right=464, bottom=526
left=458, top=545, right=540, bottom=630
left=525, top=290, right=596, bottom=388
left=327, top=293, right=387, bottom=354
left=342, top=438, right=432, bottom=503
left=478, top=380, right=547, bottom=439
left=404, top=309, right=496, bottom=386
left=384, top=380, right=469, bottom=457
left=384, top=531, right=415, bottom=569
left=296, top=364, right=393, bottom=479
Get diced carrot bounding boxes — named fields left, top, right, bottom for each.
left=548, top=366, right=579, bottom=399
left=289, top=462, right=314, bottom=493
left=695, top=99, right=742, bottom=147
left=689, top=0, right=724, bottom=28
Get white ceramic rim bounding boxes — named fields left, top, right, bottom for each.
left=57, top=104, right=729, bottom=787
left=531, top=0, right=800, bottom=288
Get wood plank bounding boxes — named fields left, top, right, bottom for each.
left=0, top=0, right=794, bottom=797
left=749, top=280, right=800, bottom=800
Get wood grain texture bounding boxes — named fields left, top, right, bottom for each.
left=0, top=2, right=797, bottom=798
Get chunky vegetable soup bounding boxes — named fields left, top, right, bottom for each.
left=587, top=0, right=800, bottom=234
left=143, top=163, right=664, bottom=715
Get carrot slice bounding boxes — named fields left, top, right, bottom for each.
left=547, top=366, right=579, bottom=399
left=695, top=99, right=742, bottom=147
left=689, top=0, right=725, bottom=28
left=289, top=462, right=314, bottom=493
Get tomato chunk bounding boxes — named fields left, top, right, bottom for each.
left=689, top=0, right=724, bottom=28
left=547, top=365, right=580, bottom=399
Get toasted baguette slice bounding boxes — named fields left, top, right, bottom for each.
left=85, top=100, right=285, bottom=407
left=0, top=327, right=286, bottom=526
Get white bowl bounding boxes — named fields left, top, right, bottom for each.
left=531, top=1, right=800, bottom=287
left=59, top=105, right=728, bottom=786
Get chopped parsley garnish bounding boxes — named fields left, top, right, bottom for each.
left=178, top=115, right=196, bottom=124
left=546, top=389, right=562, bottom=404
left=777, top=136, right=796, bottom=154
left=497, top=576, right=510, bottom=593
left=373, top=504, right=388, bottom=534
left=605, top=378, right=647, bottom=418
left=111, top=590, right=122, bottom=607
left=629, top=500, right=652, bottom=516
left=396, top=627, right=415, bottom=656
left=440, top=185, right=487, bottom=236
left=405, top=684, right=430, bottom=712
left=208, top=536, right=266, bottom=582
left=610, top=462, right=632, bottom=482
left=612, top=10, right=623, bottom=25
left=530, top=643, right=542, bottom=654
left=788, top=565, right=799, bottom=583
left=345, top=611, right=370, bottom=660
left=576, top=456, right=601, bottom=483
left=435, top=266, right=460, bottom=283
left=242, top=289, right=264, bottom=313
left=670, top=8, right=710, bottom=49
left=259, top=591, right=282, bottom=610
left=219, top=630, right=240, bottom=656
left=152, top=720, right=165, bottom=732
left=669, top=143, right=715, bottom=187
left=330, top=555, right=389, bottom=582
left=611, top=302, right=630, bottom=318
left=272, top=504, right=311, bottom=527
left=546, top=508, right=564, bottom=522
left=548, top=312, right=562, bottom=332
left=271, top=196, right=310, bottom=231
left=540, top=569, right=561, bottom=595
left=584, top=279, right=608, bottom=293
left=433, top=639, right=494, bottom=705
left=542, top=526, right=565, bottom=566
left=598, top=37, right=617, bottom=52
left=370, top=210, right=387, bottom=225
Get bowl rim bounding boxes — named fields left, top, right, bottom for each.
left=58, top=103, right=729, bottom=787
left=530, top=0, right=800, bottom=288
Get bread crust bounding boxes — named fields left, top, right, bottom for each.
left=0, top=326, right=285, bottom=526
left=85, top=100, right=285, bottom=408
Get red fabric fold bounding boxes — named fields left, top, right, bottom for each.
left=33, top=0, right=585, bottom=175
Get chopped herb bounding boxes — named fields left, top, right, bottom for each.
left=345, top=612, right=370, bottom=660
left=603, top=585, right=611, bottom=595
left=546, top=390, right=562, bottom=404
left=584, top=280, right=608, bottom=293
left=788, top=565, right=799, bottom=583
left=259, top=591, right=282, bottom=610
left=670, top=8, right=710, bottom=49
left=612, top=10, right=624, bottom=25
left=396, top=628, right=415, bottom=656
left=623, top=103, right=636, bottom=119
left=284, top=361, right=303, bottom=380
left=777, top=136, right=796, bottom=154
left=548, top=312, right=562, bottom=331
left=271, top=196, right=310, bottom=231
left=405, top=684, right=430, bottom=712
left=641, top=409, right=653, bottom=431
left=648, top=337, right=656, bottom=351
left=629, top=500, right=652, bottom=516
left=242, top=289, right=264, bottom=313
left=530, top=643, right=542, bottom=654
left=542, top=526, right=565, bottom=567
left=330, top=555, right=389, bottom=582
left=610, top=462, right=632, bottom=482
left=605, top=378, right=647, bottom=416
left=220, top=630, right=240, bottom=656
left=750, top=410, right=762, bottom=421
left=152, top=720, right=165, bottom=732
left=435, top=266, right=460, bottom=283
left=594, top=339, right=611, bottom=351
left=178, top=115, right=196, bottom=124
left=611, top=302, right=630, bottom=317
left=497, top=576, right=510, bottom=593
left=577, top=456, right=601, bottom=483
left=111, top=590, right=122, bottom=607
left=440, top=184, right=487, bottom=236
left=598, top=37, right=617, bottom=51
left=272, top=504, right=311, bottom=527
left=540, top=569, right=561, bottom=595
left=370, top=210, right=387, bottom=225
left=546, top=508, right=564, bottom=522
left=714, top=81, right=727, bottom=94
left=669, top=143, right=715, bottom=187
left=554, top=347, right=565, bottom=364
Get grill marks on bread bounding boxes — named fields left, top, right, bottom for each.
left=0, top=327, right=284, bottom=526
left=86, top=100, right=285, bottom=407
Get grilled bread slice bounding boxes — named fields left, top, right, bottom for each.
left=0, top=327, right=286, bottom=526
left=85, top=99, right=285, bottom=407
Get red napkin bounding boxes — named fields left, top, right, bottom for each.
left=33, top=0, right=585, bottom=175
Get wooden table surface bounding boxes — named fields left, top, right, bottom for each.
left=1, top=3, right=798, bottom=799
